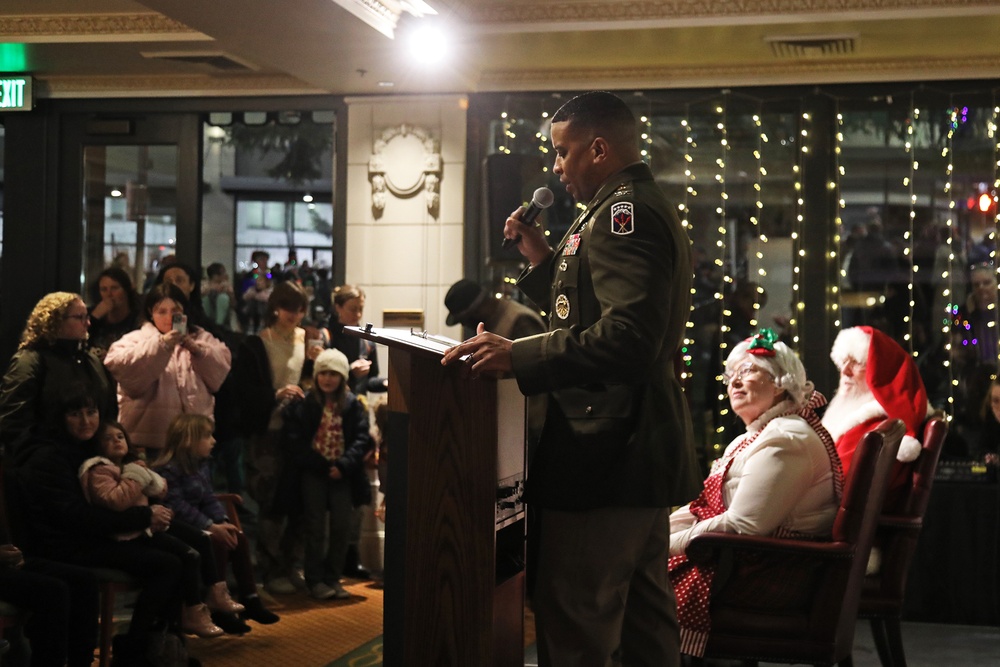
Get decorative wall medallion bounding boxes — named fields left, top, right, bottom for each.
left=368, top=124, right=442, bottom=216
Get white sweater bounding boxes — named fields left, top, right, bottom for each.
left=669, top=401, right=839, bottom=556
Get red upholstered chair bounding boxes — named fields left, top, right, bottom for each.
left=857, top=412, right=948, bottom=667
left=686, top=418, right=905, bottom=667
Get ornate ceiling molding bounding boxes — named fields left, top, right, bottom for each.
left=0, top=12, right=206, bottom=41
left=463, top=0, right=1000, bottom=26
left=479, top=54, right=1000, bottom=88
left=38, top=74, right=321, bottom=98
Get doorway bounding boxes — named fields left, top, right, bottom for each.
left=58, top=112, right=201, bottom=299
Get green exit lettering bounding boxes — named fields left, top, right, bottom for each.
left=0, top=77, right=29, bottom=110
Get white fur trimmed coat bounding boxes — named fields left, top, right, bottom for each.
left=79, top=456, right=168, bottom=540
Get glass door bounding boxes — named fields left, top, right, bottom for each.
left=58, top=112, right=200, bottom=299
left=82, top=144, right=179, bottom=294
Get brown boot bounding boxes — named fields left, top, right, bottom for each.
left=181, top=603, right=224, bottom=638
left=205, top=581, right=245, bottom=614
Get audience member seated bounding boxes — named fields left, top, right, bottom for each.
left=0, top=527, right=100, bottom=667
left=822, top=326, right=931, bottom=511
left=443, top=278, right=546, bottom=340
left=79, top=419, right=224, bottom=639
left=10, top=383, right=184, bottom=666
left=972, top=377, right=1000, bottom=467
left=0, top=292, right=117, bottom=461
left=103, top=283, right=231, bottom=453
left=87, top=267, right=143, bottom=361
left=153, top=414, right=279, bottom=630
left=668, top=328, right=843, bottom=657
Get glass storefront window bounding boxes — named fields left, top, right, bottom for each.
left=201, top=110, right=335, bottom=329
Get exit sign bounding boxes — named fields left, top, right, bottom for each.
left=0, top=76, right=32, bottom=111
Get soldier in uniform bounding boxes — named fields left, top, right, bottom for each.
left=442, top=91, right=700, bottom=667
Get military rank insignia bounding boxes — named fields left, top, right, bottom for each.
left=563, top=233, right=581, bottom=256
left=613, top=183, right=633, bottom=198
left=611, top=202, right=634, bottom=235
left=555, top=294, right=571, bottom=319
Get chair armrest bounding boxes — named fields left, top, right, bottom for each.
left=686, top=531, right=852, bottom=565
left=877, top=514, right=922, bottom=530
left=215, top=493, right=244, bottom=531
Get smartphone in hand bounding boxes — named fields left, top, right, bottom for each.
left=171, top=313, right=188, bottom=335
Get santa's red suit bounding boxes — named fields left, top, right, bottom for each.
left=824, top=326, right=931, bottom=511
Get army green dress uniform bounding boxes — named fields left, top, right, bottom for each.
left=510, top=161, right=701, bottom=666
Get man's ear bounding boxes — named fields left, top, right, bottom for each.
left=591, top=136, right=610, bottom=162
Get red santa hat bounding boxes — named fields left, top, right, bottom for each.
left=830, top=326, right=930, bottom=462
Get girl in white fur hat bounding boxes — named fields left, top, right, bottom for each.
left=279, top=348, right=373, bottom=600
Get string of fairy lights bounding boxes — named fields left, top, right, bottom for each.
left=834, top=102, right=846, bottom=331
left=943, top=100, right=957, bottom=410
left=714, top=96, right=731, bottom=450
left=792, top=104, right=808, bottom=347
left=992, top=100, right=1000, bottom=377
left=750, top=105, right=766, bottom=333
left=903, top=96, right=917, bottom=352
left=490, top=87, right=1000, bottom=458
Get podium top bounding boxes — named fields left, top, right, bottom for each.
left=343, top=325, right=466, bottom=359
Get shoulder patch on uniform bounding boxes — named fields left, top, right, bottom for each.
left=611, top=201, right=634, bottom=236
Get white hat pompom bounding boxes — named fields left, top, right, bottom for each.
left=897, top=434, right=922, bottom=463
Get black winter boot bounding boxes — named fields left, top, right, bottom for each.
left=343, top=544, right=371, bottom=580
left=241, top=595, right=280, bottom=624
left=211, top=610, right=252, bottom=634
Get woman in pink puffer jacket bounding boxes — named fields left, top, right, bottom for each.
left=104, top=283, right=231, bottom=452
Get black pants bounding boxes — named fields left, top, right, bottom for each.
left=43, top=536, right=183, bottom=639
left=0, top=558, right=99, bottom=667
left=149, top=529, right=203, bottom=606
left=169, top=518, right=259, bottom=600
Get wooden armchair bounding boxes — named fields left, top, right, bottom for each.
left=686, top=418, right=905, bottom=666
left=857, top=413, right=948, bottom=667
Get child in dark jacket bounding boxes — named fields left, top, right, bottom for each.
left=79, top=420, right=224, bottom=638
left=280, top=348, right=372, bottom=600
left=154, top=414, right=279, bottom=630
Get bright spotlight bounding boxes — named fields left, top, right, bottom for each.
left=408, top=23, right=448, bottom=65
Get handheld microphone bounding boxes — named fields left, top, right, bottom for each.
left=502, top=186, right=554, bottom=250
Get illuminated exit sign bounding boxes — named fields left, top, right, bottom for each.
left=0, top=76, right=32, bottom=111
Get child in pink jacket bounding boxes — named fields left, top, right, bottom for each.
left=79, top=420, right=225, bottom=639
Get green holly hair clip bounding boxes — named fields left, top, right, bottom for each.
left=747, top=328, right=779, bottom=357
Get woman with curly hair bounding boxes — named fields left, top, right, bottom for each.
left=0, top=291, right=117, bottom=459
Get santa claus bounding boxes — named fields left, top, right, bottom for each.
left=822, top=326, right=932, bottom=509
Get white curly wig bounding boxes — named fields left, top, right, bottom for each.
left=726, top=337, right=814, bottom=409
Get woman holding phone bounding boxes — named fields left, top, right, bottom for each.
left=104, top=283, right=231, bottom=453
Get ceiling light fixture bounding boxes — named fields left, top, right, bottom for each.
left=333, top=0, right=437, bottom=39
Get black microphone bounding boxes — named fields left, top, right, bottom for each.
left=502, top=186, right=554, bottom=250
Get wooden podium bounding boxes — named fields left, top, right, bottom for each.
left=345, top=326, right=526, bottom=667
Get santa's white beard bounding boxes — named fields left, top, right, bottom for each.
left=822, top=388, right=876, bottom=440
